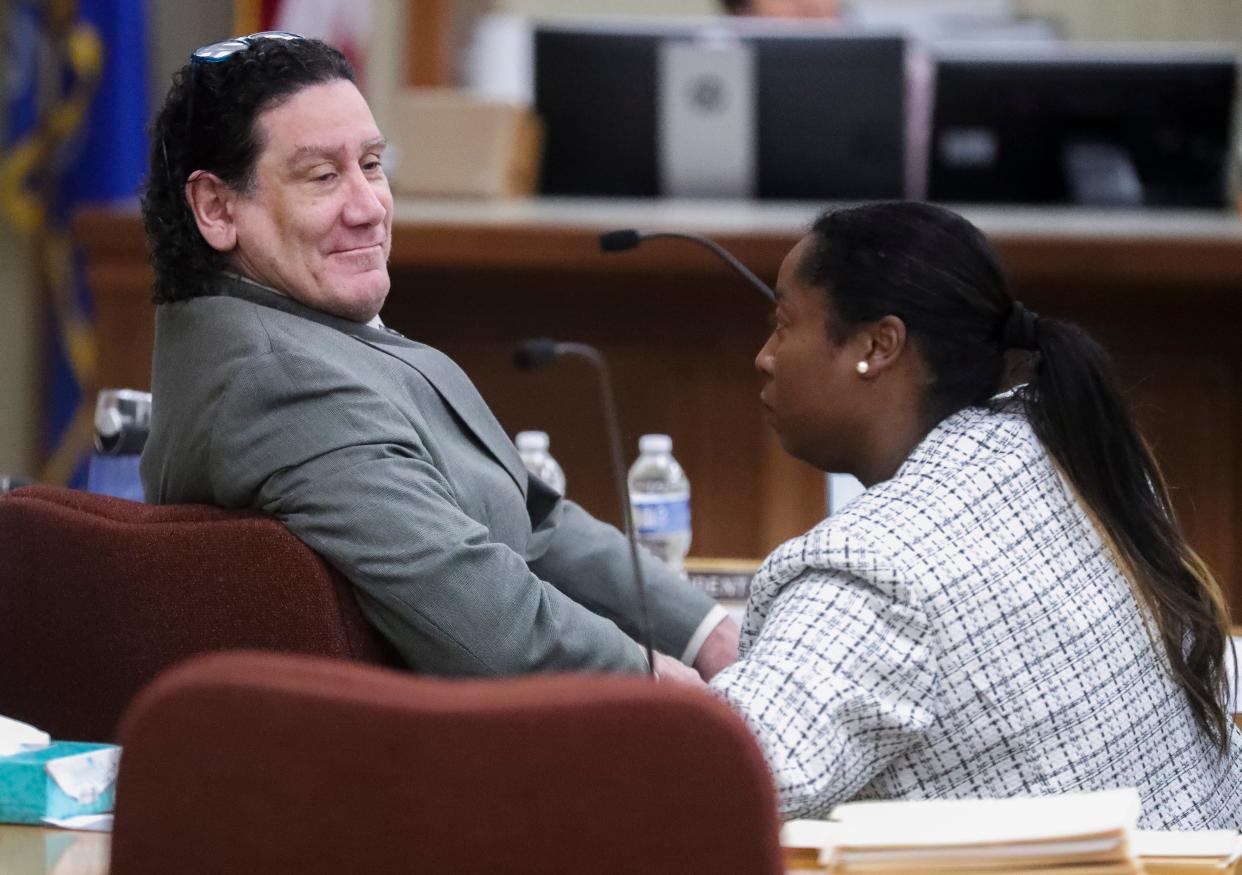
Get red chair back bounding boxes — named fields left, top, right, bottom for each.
left=111, top=651, right=784, bottom=875
left=0, top=486, right=396, bottom=741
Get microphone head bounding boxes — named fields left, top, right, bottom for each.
left=513, top=338, right=561, bottom=371
left=599, top=229, right=642, bottom=253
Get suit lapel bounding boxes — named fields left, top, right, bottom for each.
left=214, top=276, right=529, bottom=497
left=356, top=333, right=530, bottom=497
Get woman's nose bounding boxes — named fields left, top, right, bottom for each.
left=750, top=347, right=770, bottom=377
left=755, top=337, right=775, bottom=376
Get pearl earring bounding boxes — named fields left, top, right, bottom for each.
left=856, top=361, right=870, bottom=375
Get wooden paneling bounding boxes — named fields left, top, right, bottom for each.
left=379, top=263, right=775, bottom=558
left=72, top=203, right=1242, bottom=615
left=406, top=0, right=453, bottom=87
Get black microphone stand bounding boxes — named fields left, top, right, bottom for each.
left=599, top=228, right=776, bottom=302
left=514, top=339, right=656, bottom=677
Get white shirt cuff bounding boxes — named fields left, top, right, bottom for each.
left=679, top=604, right=730, bottom=666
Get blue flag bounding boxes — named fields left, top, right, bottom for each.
left=2, top=0, right=149, bottom=485
left=63, top=0, right=151, bottom=207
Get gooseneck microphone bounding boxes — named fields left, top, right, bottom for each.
left=512, top=338, right=560, bottom=372
left=514, top=339, right=656, bottom=677
left=599, top=228, right=776, bottom=302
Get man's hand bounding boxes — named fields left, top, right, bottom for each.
left=692, top=615, right=740, bottom=681
left=653, top=651, right=707, bottom=689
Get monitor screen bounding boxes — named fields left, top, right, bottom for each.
left=929, top=45, right=1239, bottom=208
left=534, top=20, right=911, bottom=201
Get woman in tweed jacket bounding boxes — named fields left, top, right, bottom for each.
left=707, top=202, right=1242, bottom=828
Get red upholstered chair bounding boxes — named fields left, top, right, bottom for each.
left=0, top=486, right=397, bottom=742
left=111, top=651, right=784, bottom=875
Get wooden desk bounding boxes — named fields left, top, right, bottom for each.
left=0, top=825, right=109, bottom=875
left=74, top=199, right=1242, bottom=614
left=4, top=823, right=1237, bottom=874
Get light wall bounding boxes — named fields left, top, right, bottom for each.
left=147, top=0, right=232, bottom=110
left=0, top=229, right=38, bottom=477
left=1016, top=0, right=1242, bottom=42
left=0, top=1, right=38, bottom=477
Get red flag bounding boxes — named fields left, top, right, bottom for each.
left=260, top=0, right=372, bottom=85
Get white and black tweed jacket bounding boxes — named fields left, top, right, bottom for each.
left=711, top=401, right=1242, bottom=827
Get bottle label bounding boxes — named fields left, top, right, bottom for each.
left=631, top=494, right=691, bottom=536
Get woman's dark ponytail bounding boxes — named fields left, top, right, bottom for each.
left=1019, top=314, right=1233, bottom=751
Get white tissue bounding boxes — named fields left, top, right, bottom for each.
left=45, top=748, right=121, bottom=804
left=42, top=813, right=115, bottom=832
left=0, top=714, right=51, bottom=758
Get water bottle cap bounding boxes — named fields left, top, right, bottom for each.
left=95, top=388, right=152, bottom=437
left=94, top=388, right=153, bottom=455
left=515, top=430, right=550, bottom=452
left=639, top=434, right=672, bottom=454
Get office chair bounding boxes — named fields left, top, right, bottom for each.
left=110, top=651, right=784, bottom=875
left=0, top=486, right=397, bottom=742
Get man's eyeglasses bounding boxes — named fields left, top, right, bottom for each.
left=166, top=31, right=304, bottom=195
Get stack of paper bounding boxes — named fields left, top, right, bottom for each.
left=782, top=820, right=843, bottom=871
left=1134, top=830, right=1242, bottom=874
left=783, top=788, right=1144, bottom=874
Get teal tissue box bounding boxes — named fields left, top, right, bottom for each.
left=0, top=742, right=120, bottom=825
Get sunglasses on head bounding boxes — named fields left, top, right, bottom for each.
left=165, top=31, right=305, bottom=195
left=191, top=30, right=303, bottom=63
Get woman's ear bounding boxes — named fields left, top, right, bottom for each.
left=856, top=315, right=908, bottom=377
left=184, top=171, right=238, bottom=253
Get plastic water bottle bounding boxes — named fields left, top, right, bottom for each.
left=86, top=388, right=152, bottom=502
left=628, top=434, right=691, bottom=574
left=516, top=430, right=566, bottom=495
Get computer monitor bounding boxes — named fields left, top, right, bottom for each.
left=534, top=20, right=912, bottom=201
left=928, top=45, right=1239, bottom=208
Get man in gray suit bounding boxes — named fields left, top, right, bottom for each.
left=139, top=34, right=737, bottom=679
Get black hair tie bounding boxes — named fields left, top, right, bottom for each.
left=1002, top=301, right=1040, bottom=351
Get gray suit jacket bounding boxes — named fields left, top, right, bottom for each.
left=141, top=276, right=716, bottom=675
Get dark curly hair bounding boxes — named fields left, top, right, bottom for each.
left=141, top=36, right=355, bottom=304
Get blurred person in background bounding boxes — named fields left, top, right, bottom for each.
left=720, top=0, right=841, bottom=18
